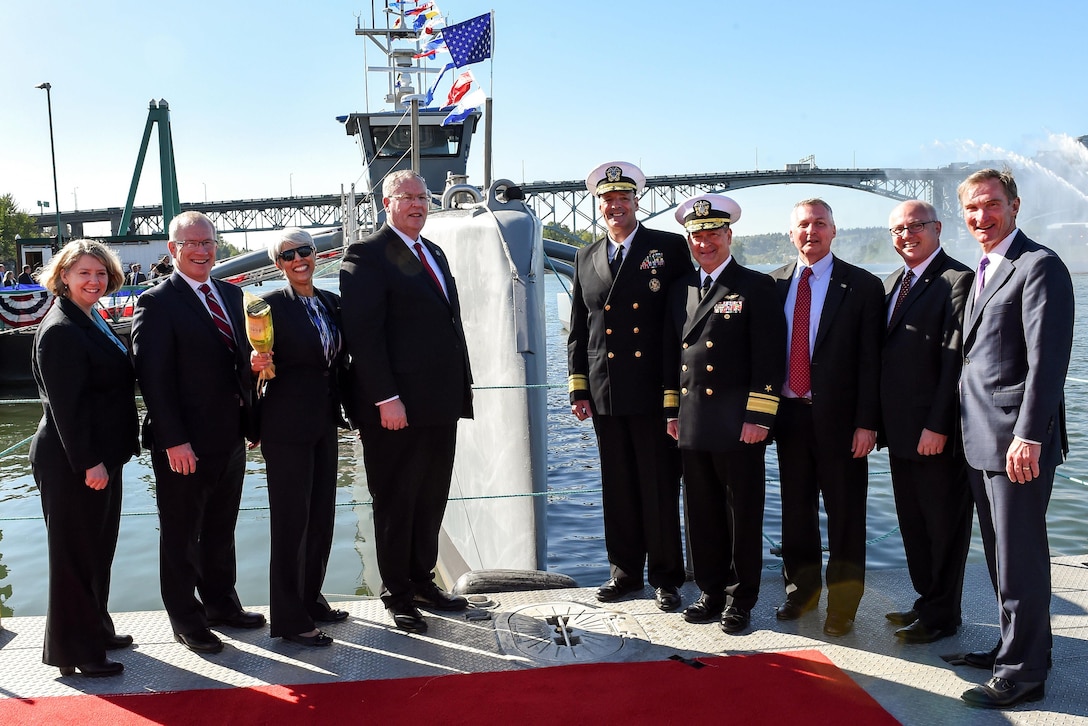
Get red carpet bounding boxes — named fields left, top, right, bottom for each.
left=0, top=650, right=898, bottom=725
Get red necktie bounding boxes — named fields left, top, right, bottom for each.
left=414, top=242, right=446, bottom=299
left=788, top=267, right=812, bottom=398
left=198, top=283, right=236, bottom=352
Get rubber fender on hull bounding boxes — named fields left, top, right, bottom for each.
left=452, top=569, right=578, bottom=595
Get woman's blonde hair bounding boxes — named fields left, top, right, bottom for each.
left=37, top=239, right=125, bottom=297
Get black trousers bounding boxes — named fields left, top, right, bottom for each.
left=592, top=413, right=685, bottom=589
left=361, top=422, right=457, bottom=607
left=263, top=424, right=338, bottom=637
left=889, top=450, right=971, bottom=629
left=153, top=443, right=246, bottom=634
left=775, top=400, right=867, bottom=618
left=681, top=445, right=766, bottom=610
left=970, top=466, right=1054, bottom=682
left=35, top=461, right=122, bottom=667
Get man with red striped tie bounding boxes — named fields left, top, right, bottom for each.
left=133, top=211, right=265, bottom=655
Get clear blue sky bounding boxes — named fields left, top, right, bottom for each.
left=3, top=0, right=1087, bottom=237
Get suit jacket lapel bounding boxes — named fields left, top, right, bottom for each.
left=813, top=257, right=846, bottom=354
left=965, top=233, right=1024, bottom=335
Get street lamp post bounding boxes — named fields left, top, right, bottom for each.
left=72, top=187, right=79, bottom=211
left=35, top=83, right=63, bottom=246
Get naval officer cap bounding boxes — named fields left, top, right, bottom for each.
left=675, top=193, right=742, bottom=232
left=586, top=161, right=646, bottom=196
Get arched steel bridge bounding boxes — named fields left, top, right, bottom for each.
left=34, top=163, right=987, bottom=238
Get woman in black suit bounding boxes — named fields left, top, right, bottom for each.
left=251, top=229, right=348, bottom=646
left=30, top=240, right=140, bottom=677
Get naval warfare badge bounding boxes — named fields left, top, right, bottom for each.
left=694, top=199, right=711, bottom=217
left=649, top=278, right=661, bottom=292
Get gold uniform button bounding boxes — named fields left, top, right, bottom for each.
left=682, top=343, right=689, bottom=349
left=706, top=341, right=714, bottom=348
left=681, top=364, right=688, bottom=371
left=606, top=328, right=612, bottom=335
left=681, top=387, right=688, bottom=395
left=607, top=352, right=615, bottom=359
left=604, top=304, right=611, bottom=311
left=633, top=327, right=639, bottom=334
left=706, top=364, right=714, bottom=372
left=705, top=388, right=714, bottom=396
left=632, top=303, right=639, bottom=310
left=634, top=351, right=642, bottom=358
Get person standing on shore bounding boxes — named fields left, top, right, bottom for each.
left=664, top=194, right=785, bottom=633
left=132, top=211, right=266, bottom=655
left=30, top=240, right=139, bottom=678
left=879, top=200, right=973, bottom=644
left=768, top=198, right=884, bottom=637
left=340, top=170, right=474, bottom=634
left=955, top=169, right=1074, bottom=709
left=567, top=161, right=689, bottom=612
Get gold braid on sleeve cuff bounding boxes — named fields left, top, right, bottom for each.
left=568, top=374, right=589, bottom=396
left=663, top=389, right=680, bottom=410
left=746, top=391, right=779, bottom=416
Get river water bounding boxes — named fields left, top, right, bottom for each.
left=1, top=272, right=1087, bottom=617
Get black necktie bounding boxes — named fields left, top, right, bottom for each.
left=701, top=275, right=713, bottom=298
left=610, top=245, right=624, bottom=279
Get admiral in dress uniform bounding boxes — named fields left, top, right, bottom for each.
left=664, top=195, right=786, bottom=634
left=567, top=161, right=690, bottom=610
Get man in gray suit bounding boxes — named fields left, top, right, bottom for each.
left=879, top=200, right=973, bottom=644
left=956, top=169, right=1074, bottom=709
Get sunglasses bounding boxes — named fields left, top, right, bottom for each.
left=278, top=245, right=314, bottom=262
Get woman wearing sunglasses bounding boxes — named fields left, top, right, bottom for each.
left=251, top=228, right=350, bottom=646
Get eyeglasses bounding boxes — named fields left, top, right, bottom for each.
left=889, top=221, right=937, bottom=237
left=175, top=239, right=217, bottom=250
left=278, top=245, right=314, bottom=262
left=389, top=193, right=431, bottom=203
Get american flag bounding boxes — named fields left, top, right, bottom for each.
left=441, top=12, right=492, bottom=68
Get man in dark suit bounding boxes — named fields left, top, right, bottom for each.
left=955, top=170, right=1074, bottom=709
left=568, top=161, right=689, bottom=611
left=132, top=211, right=265, bottom=654
left=879, top=200, right=973, bottom=645
left=126, top=264, right=147, bottom=285
left=340, top=170, right=474, bottom=634
left=769, top=198, right=884, bottom=637
left=664, top=194, right=785, bottom=633
left=18, top=264, right=35, bottom=285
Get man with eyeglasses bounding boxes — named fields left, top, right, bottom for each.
left=567, top=161, right=690, bottom=614
left=878, top=200, right=973, bottom=645
left=132, top=210, right=265, bottom=654
left=340, top=170, right=473, bottom=634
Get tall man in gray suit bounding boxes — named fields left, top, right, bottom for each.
left=956, top=170, right=1074, bottom=709
left=879, top=200, right=973, bottom=644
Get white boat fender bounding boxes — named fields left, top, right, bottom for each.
left=452, top=569, right=577, bottom=595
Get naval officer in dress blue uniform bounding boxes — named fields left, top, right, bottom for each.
left=664, top=195, right=786, bottom=633
left=568, top=161, right=690, bottom=610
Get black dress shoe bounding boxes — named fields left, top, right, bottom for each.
left=654, top=586, right=681, bottom=612
left=387, top=603, right=428, bottom=634
left=719, top=606, right=751, bottom=634
left=885, top=609, right=918, bottom=626
left=175, top=629, right=224, bottom=654
left=58, top=659, right=124, bottom=678
left=282, top=631, right=334, bottom=647
left=208, top=610, right=266, bottom=629
left=962, top=644, right=999, bottom=669
left=105, top=633, right=134, bottom=650
left=596, top=578, right=643, bottom=603
left=314, top=608, right=350, bottom=623
left=414, top=585, right=469, bottom=611
left=895, top=620, right=955, bottom=644
left=961, top=677, right=1045, bottom=709
left=775, top=599, right=815, bottom=621
left=823, top=612, right=854, bottom=637
left=682, top=592, right=725, bottom=623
